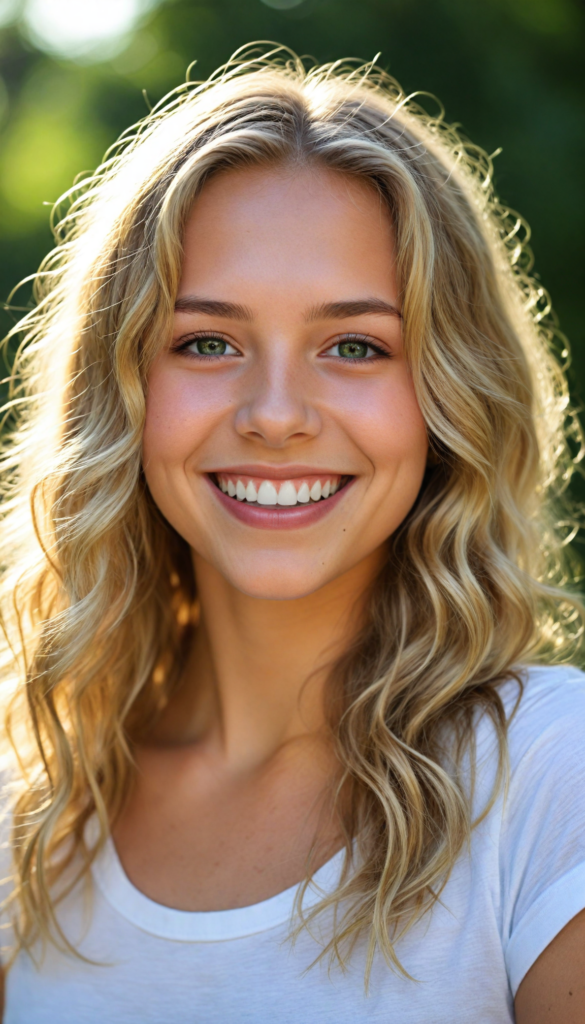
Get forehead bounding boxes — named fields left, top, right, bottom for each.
left=178, top=163, right=397, bottom=302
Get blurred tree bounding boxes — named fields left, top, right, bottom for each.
left=0, top=0, right=582, bottom=398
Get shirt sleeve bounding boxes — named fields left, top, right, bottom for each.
left=499, top=667, right=585, bottom=995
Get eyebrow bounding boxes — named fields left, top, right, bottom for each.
left=173, top=295, right=402, bottom=322
left=305, top=299, right=402, bottom=321
left=174, top=297, right=253, bottom=320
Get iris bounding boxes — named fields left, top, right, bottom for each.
left=195, top=338, right=227, bottom=355
left=338, top=340, right=368, bottom=358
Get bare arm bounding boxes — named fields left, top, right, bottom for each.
left=514, top=908, right=585, bottom=1023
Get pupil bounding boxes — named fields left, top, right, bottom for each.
left=339, top=340, right=368, bottom=358
left=197, top=338, right=226, bottom=355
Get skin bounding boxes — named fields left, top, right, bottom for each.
left=142, top=167, right=427, bottom=603
left=6, top=163, right=576, bottom=1019
left=514, top=908, right=585, bottom=1023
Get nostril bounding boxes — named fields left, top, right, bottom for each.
left=234, top=397, right=322, bottom=445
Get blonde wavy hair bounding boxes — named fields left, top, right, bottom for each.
left=0, top=44, right=582, bottom=974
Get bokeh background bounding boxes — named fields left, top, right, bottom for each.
left=0, top=0, right=583, bottom=467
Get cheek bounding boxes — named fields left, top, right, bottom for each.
left=142, top=363, right=231, bottom=470
left=329, top=370, right=428, bottom=476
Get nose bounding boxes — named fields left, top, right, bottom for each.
left=234, top=355, right=322, bottom=448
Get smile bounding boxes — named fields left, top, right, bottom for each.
left=215, top=473, right=344, bottom=507
left=207, top=471, right=354, bottom=529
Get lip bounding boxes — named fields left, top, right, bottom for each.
left=205, top=473, right=356, bottom=530
left=207, top=464, right=344, bottom=481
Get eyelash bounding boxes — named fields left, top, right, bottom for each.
left=174, top=332, right=239, bottom=360
left=173, top=332, right=391, bottom=361
left=323, top=333, right=391, bottom=361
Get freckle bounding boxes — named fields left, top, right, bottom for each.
left=569, top=991, right=573, bottom=996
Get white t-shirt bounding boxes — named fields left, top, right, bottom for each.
left=2, top=664, right=585, bottom=1023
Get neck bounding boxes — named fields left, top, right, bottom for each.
left=155, top=547, right=384, bottom=769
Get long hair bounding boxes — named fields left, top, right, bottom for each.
left=0, top=44, right=582, bottom=972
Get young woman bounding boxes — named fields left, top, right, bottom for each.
left=0, top=46, right=584, bottom=1023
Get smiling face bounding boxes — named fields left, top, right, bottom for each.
left=142, top=163, right=429, bottom=599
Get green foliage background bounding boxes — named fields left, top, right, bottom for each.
left=0, top=0, right=583, bottom=447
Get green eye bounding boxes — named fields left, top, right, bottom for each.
left=337, top=340, right=369, bottom=359
left=195, top=337, right=227, bottom=355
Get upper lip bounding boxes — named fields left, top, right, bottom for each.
left=207, top=465, right=351, bottom=480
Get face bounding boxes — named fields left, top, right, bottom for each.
left=143, top=164, right=429, bottom=599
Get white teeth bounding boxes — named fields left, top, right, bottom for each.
left=257, top=480, right=279, bottom=505
left=277, top=481, right=297, bottom=506
left=220, top=475, right=342, bottom=505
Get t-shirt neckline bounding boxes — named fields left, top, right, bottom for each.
left=91, top=831, right=346, bottom=942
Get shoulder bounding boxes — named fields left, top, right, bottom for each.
left=485, top=665, right=585, bottom=995
left=473, top=662, right=585, bottom=758
left=479, top=663, right=585, bottom=847
left=504, top=661, right=585, bottom=715
left=498, top=663, right=585, bottom=767
left=469, top=663, right=585, bottom=820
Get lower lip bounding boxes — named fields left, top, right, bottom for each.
left=206, top=476, right=355, bottom=530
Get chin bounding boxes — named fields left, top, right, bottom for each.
left=217, top=557, right=338, bottom=602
